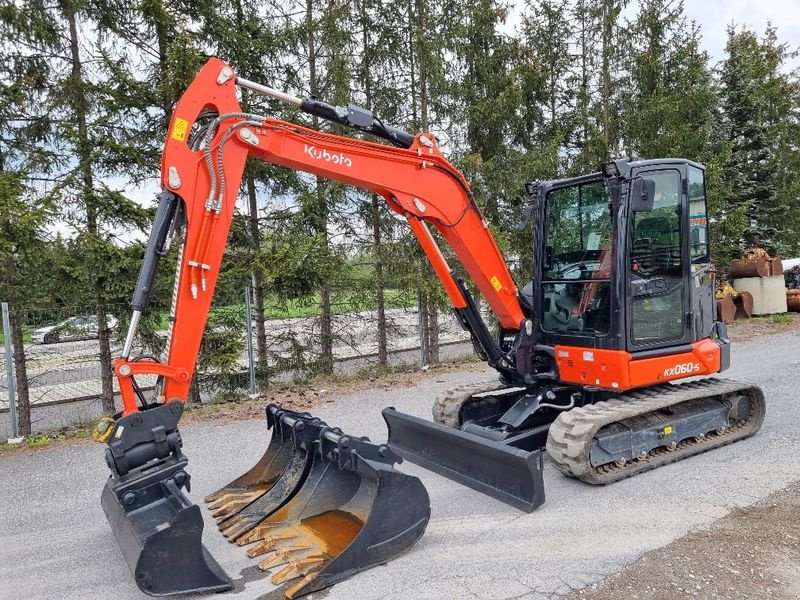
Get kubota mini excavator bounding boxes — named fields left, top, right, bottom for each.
left=96, top=58, right=765, bottom=598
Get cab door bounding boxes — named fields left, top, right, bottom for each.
left=626, top=167, right=692, bottom=350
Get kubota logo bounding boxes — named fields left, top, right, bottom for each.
left=304, top=144, right=352, bottom=167
left=663, top=362, right=700, bottom=377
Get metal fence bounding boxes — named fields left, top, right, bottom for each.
left=1, top=288, right=477, bottom=438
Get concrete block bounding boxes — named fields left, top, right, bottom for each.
left=732, top=276, right=788, bottom=315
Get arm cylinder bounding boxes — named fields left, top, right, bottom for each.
left=131, top=191, right=179, bottom=312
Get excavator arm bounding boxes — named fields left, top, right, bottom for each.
left=99, top=58, right=541, bottom=599
left=115, top=57, right=527, bottom=416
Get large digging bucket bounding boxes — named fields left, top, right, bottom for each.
left=100, top=403, right=232, bottom=596
left=232, top=410, right=431, bottom=599
left=383, top=407, right=546, bottom=512
left=205, top=406, right=320, bottom=531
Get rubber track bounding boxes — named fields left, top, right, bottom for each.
left=432, top=380, right=506, bottom=427
left=545, top=378, right=766, bottom=485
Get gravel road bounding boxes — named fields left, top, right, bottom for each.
left=1, top=330, right=799, bottom=600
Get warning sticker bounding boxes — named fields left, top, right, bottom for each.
left=490, top=276, right=502, bottom=292
left=171, top=117, right=189, bottom=142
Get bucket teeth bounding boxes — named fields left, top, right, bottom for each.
left=256, top=545, right=314, bottom=570
left=270, top=556, right=326, bottom=584
left=285, top=573, right=321, bottom=600
left=210, top=404, right=431, bottom=598
left=244, top=531, right=298, bottom=557
left=222, top=516, right=262, bottom=541
left=208, top=488, right=265, bottom=517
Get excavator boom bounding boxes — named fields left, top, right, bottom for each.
left=99, top=58, right=537, bottom=598
left=117, top=58, right=527, bottom=420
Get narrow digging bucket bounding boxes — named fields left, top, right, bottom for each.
left=100, top=402, right=232, bottom=596
left=212, top=407, right=323, bottom=541
left=383, top=407, right=546, bottom=512
left=205, top=406, right=319, bottom=530
left=232, top=411, right=431, bottom=599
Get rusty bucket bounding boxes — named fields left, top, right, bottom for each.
left=207, top=405, right=430, bottom=598
left=205, top=407, right=320, bottom=537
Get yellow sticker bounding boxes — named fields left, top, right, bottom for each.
left=490, top=276, right=502, bottom=292
left=171, top=117, right=189, bottom=142
left=663, top=425, right=673, bottom=435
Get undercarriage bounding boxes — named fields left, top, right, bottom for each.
left=427, top=377, right=765, bottom=485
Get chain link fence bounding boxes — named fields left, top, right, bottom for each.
left=1, top=286, right=477, bottom=438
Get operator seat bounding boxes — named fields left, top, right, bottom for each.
left=632, top=215, right=679, bottom=275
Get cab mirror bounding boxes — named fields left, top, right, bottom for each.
left=631, top=177, right=655, bottom=212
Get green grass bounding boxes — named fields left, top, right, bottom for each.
left=256, top=289, right=412, bottom=319
left=0, top=422, right=97, bottom=454
left=154, top=288, right=413, bottom=328
left=771, top=313, right=794, bottom=324
left=0, top=328, right=34, bottom=346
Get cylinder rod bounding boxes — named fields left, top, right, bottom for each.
left=121, top=310, right=141, bottom=360
left=235, top=77, right=302, bottom=106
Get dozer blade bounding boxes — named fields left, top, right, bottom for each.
left=231, top=407, right=431, bottom=599
left=383, top=407, right=545, bottom=512
left=100, top=403, right=232, bottom=597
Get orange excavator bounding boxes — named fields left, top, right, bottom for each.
left=96, top=58, right=765, bottom=598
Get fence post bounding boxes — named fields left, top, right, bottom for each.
left=244, top=287, right=257, bottom=397
left=417, top=291, right=427, bottom=368
left=2, top=302, right=20, bottom=441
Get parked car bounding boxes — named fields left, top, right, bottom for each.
left=31, top=315, right=119, bottom=344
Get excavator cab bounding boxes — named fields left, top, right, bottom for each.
left=534, top=159, right=718, bottom=357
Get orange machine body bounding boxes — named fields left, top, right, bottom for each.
left=554, top=338, right=721, bottom=391
left=114, top=58, right=724, bottom=415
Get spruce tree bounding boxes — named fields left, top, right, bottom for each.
left=718, top=26, right=796, bottom=256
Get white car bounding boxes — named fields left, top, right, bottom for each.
left=31, top=315, right=119, bottom=344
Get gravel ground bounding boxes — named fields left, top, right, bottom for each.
left=572, top=482, right=800, bottom=600
left=1, top=330, right=799, bottom=600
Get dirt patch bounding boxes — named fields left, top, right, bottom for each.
left=180, top=360, right=487, bottom=426
left=727, top=312, right=800, bottom=342
left=573, top=482, right=800, bottom=600
left=0, top=359, right=487, bottom=456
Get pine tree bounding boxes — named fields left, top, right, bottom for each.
left=519, top=0, right=575, bottom=173
left=19, top=1, right=152, bottom=414
left=718, top=26, right=796, bottom=257
left=623, top=0, right=716, bottom=160
left=0, top=3, right=59, bottom=434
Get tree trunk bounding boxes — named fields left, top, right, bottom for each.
left=372, top=194, right=388, bottom=366
left=600, top=0, right=615, bottom=157
left=415, top=0, right=439, bottom=365
left=245, top=175, right=268, bottom=368
left=4, top=256, right=31, bottom=436
left=360, top=4, right=388, bottom=366
left=425, top=297, right=439, bottom=365
left=307, top=0, right=334, bottom=374
left=95, top=301, right=115, bottom=414
left=10, top=309, right=31, bottom=436
left=65, top=4, right=116, bottom=414
left=417, top=289, right=427, bottom=365
left=189, top=377, right=201, bottom=404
